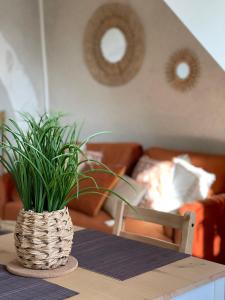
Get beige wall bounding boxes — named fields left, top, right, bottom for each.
left=0, top=0, right=45, bottom=123
left=44, top=0, right=225, bottom=154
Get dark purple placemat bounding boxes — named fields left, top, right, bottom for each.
left=0, top=265, right=78, bottom=300
left=0, top=230, right=11, bottom=235
left=71, top=229, right=189, bottom=281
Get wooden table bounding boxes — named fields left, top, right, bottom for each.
left=0, top=228, right=225, bottom=300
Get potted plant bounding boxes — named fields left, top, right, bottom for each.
left=0, top=113, right=129, bottom=270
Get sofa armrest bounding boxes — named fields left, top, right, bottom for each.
left=0, top=174, right=12, bottom=218
left=0, top=173, right=21, bottom=219
left=179, top=194, right=225, bottom=226
left=177, top=194, right=225, bottom=263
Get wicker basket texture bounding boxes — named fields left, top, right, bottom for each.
left=15, top=207, right=74, bottom=270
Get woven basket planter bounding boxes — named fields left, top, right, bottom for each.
left=14, top=207, right=74, bottom=270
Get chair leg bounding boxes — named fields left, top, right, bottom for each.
left=180, top=211, right=195, bottom=254
left=113, top=201, right=125, bottom=236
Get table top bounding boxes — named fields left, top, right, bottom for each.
left=0, top=228, right=225, bottom=300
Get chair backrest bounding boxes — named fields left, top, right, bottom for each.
left=113, top=202, right=195, bottom=254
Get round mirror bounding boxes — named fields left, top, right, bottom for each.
left=84, top=3, right=145, bottom=85
left=100, top=27, right=127, bottom=63
left=166, top=49, right=199, bottom=91
left=176, top=62, right=190, bottom=80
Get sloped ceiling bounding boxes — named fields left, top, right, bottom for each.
left=164, top=0, right=225, bottom=71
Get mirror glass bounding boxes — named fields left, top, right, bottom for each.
left=176, top=62, right=190, bottom=80
left=100, top=27, right=127, bottom=63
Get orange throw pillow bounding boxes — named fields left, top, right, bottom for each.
left=68, top=165, right=125, bottom=216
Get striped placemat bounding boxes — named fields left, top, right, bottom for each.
left=71, top=229, right=189, bottom=281
left=0, top=265, right=78, bottom=299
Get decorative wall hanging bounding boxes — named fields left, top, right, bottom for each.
left=166, top=49, right=200, bottom=92
left=83, top=3, right=145, bottom=86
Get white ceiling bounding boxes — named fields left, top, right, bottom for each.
left=164, top=0, right=225, bottom=71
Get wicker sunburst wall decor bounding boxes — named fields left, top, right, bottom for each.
left=83, top=3, right=145, bottom=86
left=166, top=49, right=200, bottom=92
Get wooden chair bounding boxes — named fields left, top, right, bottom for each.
left=113, top=202, right=195, bottom=254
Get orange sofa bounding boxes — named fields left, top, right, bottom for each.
left=1, top=144, right=225, bottom=264
left=146, top=147, right=225, bottom=264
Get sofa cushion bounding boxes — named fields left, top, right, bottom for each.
left=2, top=173, right=22, bottom=203
left=132, top=155, right=174, bottom=211
left=0, top=173, right=21, bottom=219
left=68, top=165, right=125, bottom=217
left=145, top=147, right=225, bottom=194
left=0, top=176, right=8, bottom=218
left=4, top=200, right=22, bottom=220
left=79, top=148, right=103, bottom=171
left=87, top=143, right=143, bottom=175
left=103, top=175, right=146, bottom=218
left=2, top=173, right=15, bottom=198
left=172, top=157, right=216, bottom=206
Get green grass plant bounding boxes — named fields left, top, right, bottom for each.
left=0, top=113, right=131, bottom=213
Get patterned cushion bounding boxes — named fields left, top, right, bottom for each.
left=132, top=155, right=174, bottom=211
left=86, top=150, right=103, bottom=165
left=79, top=148, right=103, bottom=170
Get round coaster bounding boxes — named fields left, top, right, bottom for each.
left=6, top=256, right=78, bottom=279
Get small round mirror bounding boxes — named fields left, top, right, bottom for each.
left=100, top=27, right=127, bottom=63
left=176, top=62, right=190, bottom=80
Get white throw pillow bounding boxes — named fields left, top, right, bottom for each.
left=103, top=175, right=147, bottom=219
left=171, top=157, right=216, bottom=209
left=131, top=154, right=191, bottom=212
